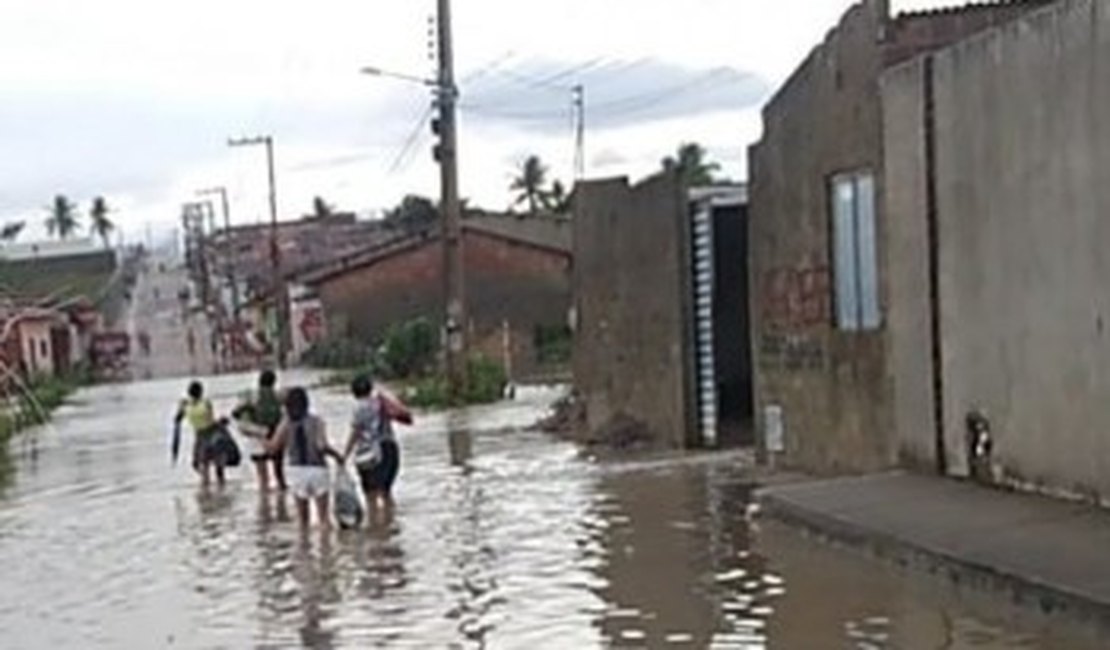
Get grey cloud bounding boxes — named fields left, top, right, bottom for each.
left=457, top=57, right=770, bottom=133
left=591, top=148, right=629, bottom=168
left=0, top=86, right=430, bottom=217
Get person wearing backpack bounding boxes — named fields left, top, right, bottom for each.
left=232, top=370, right=287, bottom=492
left=342, top=375, right=412, bottom=511
left=264, top=387, right=342, bottom=529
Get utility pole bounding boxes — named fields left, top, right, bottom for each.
left=573, top=84, right=586, bottom=181
left=198, top=187, right=241, bottom=325
left=434, top=0, right=467, bottom=398
left=228, top=135, right=288, bottom=369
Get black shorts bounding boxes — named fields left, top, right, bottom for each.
left=357, top=440, right=400, bottom=494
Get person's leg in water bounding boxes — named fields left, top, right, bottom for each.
left=315, top=494, right=332, bottom=530
left=214, top=456, right=226, bottom=487
left=198, top=460, right=212, bottom=488
left=252, top=456, right=271, bottom=492
left=294, top=497, right=310, bottom=529
left=270, top=453, right=287, bottom=491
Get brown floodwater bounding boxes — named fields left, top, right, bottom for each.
left=0, top=372, right=1102, bottom=648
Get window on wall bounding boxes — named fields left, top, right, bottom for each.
left=831, top=171, right=880, bottom=331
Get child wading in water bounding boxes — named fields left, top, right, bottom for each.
left=265, top=388, right=342, bottom=529
left=172, top=381, right=227, bottom=488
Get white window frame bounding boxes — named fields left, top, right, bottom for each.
left=831, top=171, right=880, bottom=331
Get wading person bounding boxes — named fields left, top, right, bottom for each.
left=173, top=381, right=226, bottom=488
left=233, top=370, right=287, bottom=492
left=343, top=375, right=411, bottom=511
left=265, top=388, right=342, bottom=530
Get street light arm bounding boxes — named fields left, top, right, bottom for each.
left=360, top=65, right=439, bottom=88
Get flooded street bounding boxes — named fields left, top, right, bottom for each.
left=0, top=374, right=1100, bottom=649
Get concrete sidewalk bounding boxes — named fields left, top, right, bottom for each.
left=758, top=473, right=1110, bottom=630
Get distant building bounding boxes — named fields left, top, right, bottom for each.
left=294, top=213, right=572, bottom=380
left=0, top=239, right=126, bottom=379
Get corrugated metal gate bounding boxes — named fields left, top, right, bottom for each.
left=691, top=203, right=718, bottom=447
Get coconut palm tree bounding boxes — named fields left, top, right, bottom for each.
left=543, top=180, right=572, bottom=215
left=661, top=142, right=721, bottom=188
left=510, top=156, right=550, bottom=215
left=45, top=194, right=80, bottom=240
left=312, top=196, right=334, bottom=218
left=0, top=221, right=25, bottom=244
left=89, top=196, right=115, bottom=248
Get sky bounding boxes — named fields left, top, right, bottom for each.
left=0, top=0, right=956, bottom=244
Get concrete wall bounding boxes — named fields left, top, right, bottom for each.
left=933, top=0, right=1110, bottom=496
left=573, top=172, right=696, bottom=448
left=881, top=57, right=937, bottom=471
left=883, top=0, right=1110, bottom=499
left=749, top=0, right=895, bottom=473
left=315, top=229, right=570, bottom=378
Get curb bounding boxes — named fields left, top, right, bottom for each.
left=757, top=486, right=1110, bottom=635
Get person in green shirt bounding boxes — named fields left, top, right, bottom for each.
left=173, top=381, right=226, bottom=488
left=232, top=370, right=287, bottom=492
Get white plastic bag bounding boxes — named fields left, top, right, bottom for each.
left=333, top=468, right=364, bottom=529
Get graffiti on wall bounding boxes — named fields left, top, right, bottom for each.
left=760, top=266, right=831, bottom=330
left=759, top=333, right=826, bottom=371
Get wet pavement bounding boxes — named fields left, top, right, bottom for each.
left=0, top=372, right=1103, bottom=648
left=128, top=260, right=218, bottom=381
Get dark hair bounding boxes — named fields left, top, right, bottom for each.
left=350, top=374, right=374, bottom=398
left=187, top=381, right=203, bottom=400
left=259, top=370, right=277, bottom=389
left=284, top=387, right=310, bottom=421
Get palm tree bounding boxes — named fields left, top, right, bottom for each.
left=0, top=221, right=25, bottom=244
left=510, top=156, right=550, bottom=215
left=661, top=142, right=721, bottom=187
left=45, top=194, right=80, bottom=240
left=544, top=180, right=572, bottom=215
left=312, top=196, right=334, bottom=218
left=89, top=196, right=115, bottom=248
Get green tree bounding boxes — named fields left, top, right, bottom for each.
left=383, top=195, right=439, bottom=234
left=510, top=155, right=549, bottom=215
left=45, top=194, right=80, bottom=240
left=0, top=221, right=25, bottom=243
left=89, top=196, right=114, bottom=248
left=661, top=142, right=721, bottom=187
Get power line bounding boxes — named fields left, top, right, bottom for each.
left=388, top=104, right=436, bottom=175
left=459, top=69, right=732, bottom=122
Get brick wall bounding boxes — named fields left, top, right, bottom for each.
left=314, top=229, right=570, bottom=378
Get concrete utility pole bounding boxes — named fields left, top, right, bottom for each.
left=573, top=84, right=586, bottom=180
left=435, top=0, right=467, bottom=398
left=198, top=187, right=240, bottom=324
left=228, top=135, right=288, bottom=369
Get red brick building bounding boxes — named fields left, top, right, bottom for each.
left=297, top=215, right=572, bottom=379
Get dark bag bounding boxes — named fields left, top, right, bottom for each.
left=214, top=425, right=242, bottom=467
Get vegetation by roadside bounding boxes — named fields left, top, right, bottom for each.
left=0, top=370, right=89, bottom=491
left=305, top=318, right=508, bottom=409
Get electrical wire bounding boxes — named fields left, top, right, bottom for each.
left=387, top=104, right=436, bottom=174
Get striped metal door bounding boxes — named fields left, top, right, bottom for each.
left=691, top=204, right=718, bottom=447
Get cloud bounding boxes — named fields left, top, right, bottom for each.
left=457, top=57, right=770, bottom=134
left=591, top=148, right=629, bottom=169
